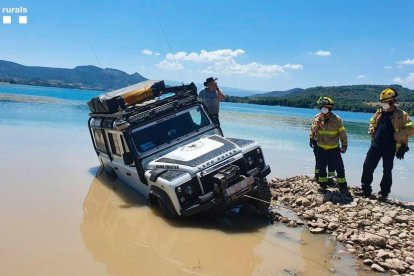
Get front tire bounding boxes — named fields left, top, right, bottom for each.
left=247, top=178, right=272, bottom=216
left=157, top=198, right=177, bottom=219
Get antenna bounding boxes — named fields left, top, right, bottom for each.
left=151, top=6, right=185, bottom=86
left=87, top=39, right=118, bottom=95
left=87, top=39, right=103, bottom=68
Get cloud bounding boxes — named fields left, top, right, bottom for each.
left=156, top=60, right=183, bottom=70
left=398, top=59, right=414, bottom=65
left=142, top=49, right=161, bottom=56
left=384, top=65, right=393, bottom=70
left=357, top=75, right=366, bottom=79
left=156, top=49, right=302, bottom=78
left=166, top=49, right=246, bottom=63
left=393, top=72, right=414, bottom=88
left=284, top=63, right=303, bottom=70
left=310, top=50, right=331, bottom=57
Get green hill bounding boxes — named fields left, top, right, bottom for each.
left=225, top=85, right=414, bottom=115
left=0, top=60, right=147, bottom=91
left=250, top=88, right=304, bottom=98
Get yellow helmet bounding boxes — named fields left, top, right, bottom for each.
left=380, top=88, right=398, bottom=101
left=317, top=96, right=334, bottom=108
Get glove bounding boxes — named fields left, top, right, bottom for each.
left=340, top=144, right=347, bottom=154
left=309, top=139, right=317, bottom=148
left=396, top=144, right=409, bottom=160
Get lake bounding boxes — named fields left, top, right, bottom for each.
left=1, top=83, right=394, bottom=275
left=1, top=83, right=412, bottom=200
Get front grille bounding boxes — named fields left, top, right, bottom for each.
left=199, top=158, right=248, bottom=194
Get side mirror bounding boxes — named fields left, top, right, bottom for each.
left=123, top=152, right=134, bottom=165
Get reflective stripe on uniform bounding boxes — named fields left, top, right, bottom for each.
left=405, top=122, right=413, bottom=127
left=315, top=168, right=319, bottom=173
left=328, top=171, right=336, bottom=177
left=318, top=177, right=328, bottom=183
left=318, top=130, right=339, bottom=136
left=337, top=177, right=347, bottom=183
left=338, top=126, right=346, bottom=132
left=317, top=144, right=339, bottom=150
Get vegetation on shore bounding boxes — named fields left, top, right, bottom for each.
left=225, top=85, right=414, bottom=115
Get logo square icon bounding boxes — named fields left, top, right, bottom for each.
left=19, top=16, right=27, bottom=24
left=3, top=16, right=12, bottom=24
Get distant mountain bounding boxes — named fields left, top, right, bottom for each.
left=225, top=84, right=414, bottom=115
left=0, top=60, right=147, bottom=91
left=251, top=88, right=304, bottom=98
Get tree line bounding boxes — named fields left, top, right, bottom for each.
left=224, top=85, right=414, bottom=115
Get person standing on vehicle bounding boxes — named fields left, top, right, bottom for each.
left=360, top=88, right=414, bottom=200
left=310, top=96, right=349, bottom=195
left=199, top=77, right=225, bottom=125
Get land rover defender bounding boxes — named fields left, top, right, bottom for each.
left=87, top=80, right=271, bottom=218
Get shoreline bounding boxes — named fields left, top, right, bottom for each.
left=268, top=175, right=414, bottom=274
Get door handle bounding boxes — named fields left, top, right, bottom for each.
left=126, top=172, right=131, bottom=176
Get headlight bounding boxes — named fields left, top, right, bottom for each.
left=244, top=148, right=265, bottom=170
left=175, top=179, right=200, bottom=207
left=246, top=155, right=255, bottom=167
left=185, top=184, right=194, bottom=195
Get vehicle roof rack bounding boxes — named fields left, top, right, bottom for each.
left=89, top=82, right=198, bottom=124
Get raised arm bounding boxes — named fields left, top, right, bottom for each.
left=216, top=88, right=225, bottom=101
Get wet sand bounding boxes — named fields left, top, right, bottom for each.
left=0, top=125, right=371, bottom=275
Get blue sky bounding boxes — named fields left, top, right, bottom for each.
left=1, top=0, right=414, bottom=91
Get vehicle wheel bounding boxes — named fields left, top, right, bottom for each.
left=247, top=178, right=272, bottom=216
left=157, top=198, right=177, bottom=219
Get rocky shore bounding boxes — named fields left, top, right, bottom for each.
left=268, top=176, right=414, bottom=274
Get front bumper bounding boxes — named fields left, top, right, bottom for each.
left=180, top=165, right=270, bottom=216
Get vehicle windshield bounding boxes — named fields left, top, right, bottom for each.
left=131, top=106, right=211, bottom=152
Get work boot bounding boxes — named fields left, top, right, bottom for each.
left=339, top=185, right=352, bottom=198
left=327, top=178, right=335, bottom=187
left=360, top=184, right=372, bottom=198
left=378, top=192, right=389, bottom=202
left=318, top=183, right=327, bottom=193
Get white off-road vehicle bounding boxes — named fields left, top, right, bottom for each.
left=87, top=81, right=271, bottom=218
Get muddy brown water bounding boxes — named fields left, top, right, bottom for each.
left=0, top=126, right=373, bottom=275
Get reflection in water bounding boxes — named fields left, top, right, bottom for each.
left=81, top=170, right=269, bottom=275
left=81, top=171, right=365, bottom=275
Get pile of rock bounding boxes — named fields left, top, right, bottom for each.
left=269, top=176, right=414, bottom=274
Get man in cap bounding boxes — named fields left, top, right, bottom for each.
left=199, top=77, right=225, bottom=125
left=310, top=96, right=349, bottom=196
left=360, top=87, right=414, bottom=200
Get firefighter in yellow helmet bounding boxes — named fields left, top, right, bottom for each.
left=310, top=97, right=349, bottom=195
left=360, top=87, right=414, bottom=200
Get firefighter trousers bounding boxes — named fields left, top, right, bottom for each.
left=317, top=146, right=347, bottom=188
left=313, top=146, right=335, bottom=178
left=361, top=145, right=394, bottom=196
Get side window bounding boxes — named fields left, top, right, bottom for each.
left=108, top=133, right=122, bottom=156
left=92, top=129, right=106, bottom=152
left=189, top=107, right=202, bottom=126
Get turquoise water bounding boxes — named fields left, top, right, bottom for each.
left=1, top=83, right=413, bottom=201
